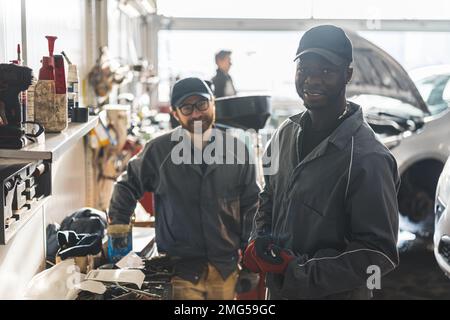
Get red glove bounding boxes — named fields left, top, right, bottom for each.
left=243, top=236, right=275, bottom=272
left=244, top=237, right=296, bottom=274
left=243, top=240, right=261, bottom=273
left=254, top=244, right=295, bottom=274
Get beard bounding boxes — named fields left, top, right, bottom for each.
left=180, top=113, right=215, bottom=134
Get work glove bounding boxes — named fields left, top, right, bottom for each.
left=242, top=240, right=261, bottom=273
left=254, top=235, right=275, bottom=263
left=244, top=235, right=296, bottom=274
left=255, top=244, right=295, bottom=274
left=57, top=230, right=102, bottom=260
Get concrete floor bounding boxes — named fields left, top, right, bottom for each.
left=374, top=241, right=450, bottom=300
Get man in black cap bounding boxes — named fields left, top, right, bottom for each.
left=109, top=77, right=259, bottom=299
left=243, top=25, right=400, bottom=299
left=211, top=50, right=237, bottom=98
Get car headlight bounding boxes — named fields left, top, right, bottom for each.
left=436, top=160, right=450, bottom=221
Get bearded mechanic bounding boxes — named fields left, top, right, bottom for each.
left=109, top=77, right=259, bottom=299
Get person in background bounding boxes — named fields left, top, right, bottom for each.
left=212, top=50, right=237, bottom=98
left=108, top=77, right=259, bottom=300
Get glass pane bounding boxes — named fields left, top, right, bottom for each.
left=157, top=0, right=450, bottom=19
left=158, top=30, right=302, bottom=102
left=0, top=0, right=22, bottom=63
left=312, top=0, right=450, bottom=19
left=25, top=0, right=83, bottom=73
left=159, top=29, right=450, bottom=109
left=157, top=0, right=313, bottom=19
left=443, top=78, right=450, bottom=102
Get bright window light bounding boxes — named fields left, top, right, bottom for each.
left=157, top=0, right=450, bottom=20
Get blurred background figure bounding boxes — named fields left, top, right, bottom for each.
left=211, top=49, right=236, bottom=98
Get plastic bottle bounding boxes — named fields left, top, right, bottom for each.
left=67, top=64, right=79, bottom=122
left=26, top=79, right=37, bottom=122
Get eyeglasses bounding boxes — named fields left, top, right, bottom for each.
left=178, top=99, right=210, bottom=116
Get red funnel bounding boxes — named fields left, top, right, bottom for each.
left=45, top=36, right=57, bottom=57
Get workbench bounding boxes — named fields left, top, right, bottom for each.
left=0, top=116, right=98, bottom=299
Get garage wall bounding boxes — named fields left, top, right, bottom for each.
left=0, top=0, right=94, bottom=299
left=24, top=0, right=85, bottom=75
left=0, top=0, right=99, bottom=106
left=46, top=139, right=87, bottom=224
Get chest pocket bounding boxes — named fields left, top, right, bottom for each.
left=291, top=159, right=348, bottom=221
left=302, top=200, right=325, bottom=217
left=293, top=185, right=340, bottom=222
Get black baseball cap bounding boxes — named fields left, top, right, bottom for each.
left=294, top=25, right=353, bottom=66
left=170, top=77, right=214, bottom=109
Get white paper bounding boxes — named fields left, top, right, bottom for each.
left=132, top=226, right=155, bottom=253
left=116, top=251, right=144, bottom=269
left=76, top=280, right=107, bottom=294
left=85, top=269, right=145, bottom=289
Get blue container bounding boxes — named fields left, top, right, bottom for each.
left=107, top=225, right=132, bottom=263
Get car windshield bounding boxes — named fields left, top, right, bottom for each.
left=414, top=74, right=450, bottom=115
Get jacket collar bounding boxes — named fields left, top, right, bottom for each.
left=328, top=102, right=363, bottom=150
left=287, top=102, right=363, bottom=168
left=289, top=101, right=363, bottom=151
left=216, top=68, right=229, bottom=77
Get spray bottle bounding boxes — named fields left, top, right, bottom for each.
left=62, top=51, right=79, bottom=122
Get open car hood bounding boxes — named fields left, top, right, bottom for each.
left=346, top=31, right=429, bottom=114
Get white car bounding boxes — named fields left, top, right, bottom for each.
left=434, top=156, right=450, bottom=277
left=390, top=65, right=450, bottom=239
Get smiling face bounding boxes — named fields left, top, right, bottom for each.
left=172, top=95, right=216, bottom=133
left=295, top=53, right=352, bottom=110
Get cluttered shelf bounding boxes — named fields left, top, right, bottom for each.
left=0, top=116, right=98, bottom=162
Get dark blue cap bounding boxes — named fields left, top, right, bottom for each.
left=170, top=77, right=213, bottom=109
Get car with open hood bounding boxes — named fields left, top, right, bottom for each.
left=346, top=32, right=450, bottom=246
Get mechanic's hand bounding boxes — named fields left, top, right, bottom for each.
left=255, top=235, right=280, bottom=264
left=255, top=244, right=295, bottom=274
left=244, top=236, right=296, bottom=274
left=243, top=235, right=274, bottom=272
